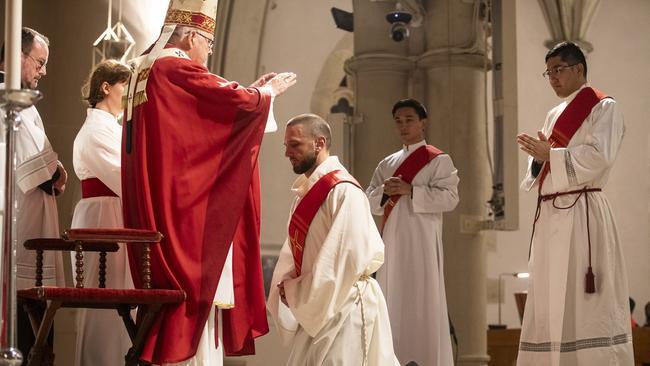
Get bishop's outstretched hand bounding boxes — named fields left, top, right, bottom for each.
left=260, top=72, right=297, bottom=97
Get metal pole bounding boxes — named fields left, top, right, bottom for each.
left=1, top=108, right=20, bottom=359
left=0, top=91, right=42, bottom=366
left=489, top=0, right=506, bottom=220
left=1, top=1, right=42, bottom=364
left=1, top=1, right=23, bottom=364
left=497, top=273, right=503, bottom=325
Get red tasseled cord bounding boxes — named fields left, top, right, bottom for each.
left=585, top=266, right=595, bottom=294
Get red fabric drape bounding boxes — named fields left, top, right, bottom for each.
left=122, top=53, right=269, bottom=364
left=221, top=161, right=269, bottom=356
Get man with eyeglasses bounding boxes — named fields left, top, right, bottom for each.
left=121, top=1, right=296, bottom=365
left=0, top=26, right=67, bottom=359
left=516, top=42, right=633, bottom=365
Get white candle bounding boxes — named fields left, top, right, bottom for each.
left=4, top=0, right=23, bottom=90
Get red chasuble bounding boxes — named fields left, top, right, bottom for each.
left=382, top=145, right=443, bottom=231
left=538, top=87, right=609, bottom=187
left=122, top=52, right=269, bottom=363
left=288, top=170, right=360, bottom=277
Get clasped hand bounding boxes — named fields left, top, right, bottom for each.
left=517, top=131, right=551, bottom=162
left=382, top=175, right=411, bottom=196
left=53, top=161, right=68, bottom=195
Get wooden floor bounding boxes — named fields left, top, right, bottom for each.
left=488, top=327, right=650, bottom=366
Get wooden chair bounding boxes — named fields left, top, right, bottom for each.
left=17, top=228, right=186, bottom=366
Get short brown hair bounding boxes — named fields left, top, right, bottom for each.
left=81, top=59, right=131, bottom=107
left=286, top=113, right=332, bottom=149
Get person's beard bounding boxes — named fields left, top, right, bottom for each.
left=293, top=151, right=317, bottom=174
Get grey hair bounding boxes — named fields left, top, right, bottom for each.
left=1, top=27, right=49, bottom=63
left=168, top=25, right=192, bottom=44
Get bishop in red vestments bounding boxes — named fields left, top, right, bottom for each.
left=121, top=1, right=296, bottom=364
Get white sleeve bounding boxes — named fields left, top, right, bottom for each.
left=264, top=94, right=277, bottom=133
left=15, top=148, right=58, bottom=194
left=266, top=239, right=300, bottom=345
left=365, top=161, right=388, bottom=216
left=412, top=154, right=460, bottom=213
left=549, top=99, right=624, bottom=191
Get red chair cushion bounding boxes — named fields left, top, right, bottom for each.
left=24, top=238, right=119, bottom=252
left=18, top=287, right=185, bottom=305
left=63, top=228, right=163, bottom=243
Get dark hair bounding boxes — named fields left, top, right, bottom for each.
left=545, top=41, right=587, bottom=78
left=1, top=27, right=49, bottom=63
left=286, top=113, right=332, bottom=149
left=81, top=59, right=131, bottom=107
left=392, top=98, right=427, bottom=119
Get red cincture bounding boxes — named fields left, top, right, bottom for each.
left=533, top=87, right=609, bottom=294
left=81, top=178, right=118, bottom=198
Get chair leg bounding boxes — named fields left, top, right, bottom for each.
left=22, top=299, right=44, bottom=340
left=25, top=300, right=60, bottom=366
left=124, top=304, right=163, bottom=366
left=117, top=305, right=138, bottom=342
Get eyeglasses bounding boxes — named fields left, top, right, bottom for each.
left=542, top=63, right=578, bottom=79
left=195, top=32, right=214, bottom=49
left=23, top=53, right=47, bottom=71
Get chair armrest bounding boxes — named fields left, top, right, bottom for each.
left=24, top=238, right=119, bottom=252
left=63, top=228, right=163, bottom=243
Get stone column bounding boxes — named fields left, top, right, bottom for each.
left=537, top=0, right=601, bottom=51
left=345, top=0, right=414, bottom=183
left=418, top=0, right=490, bottom=365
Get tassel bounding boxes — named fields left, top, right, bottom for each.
left=585, top=266, right=595, bottom=293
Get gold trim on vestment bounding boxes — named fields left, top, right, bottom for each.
left=213, top=301, right=235, bottom=309
left=165, top=9, right=216, bottom=34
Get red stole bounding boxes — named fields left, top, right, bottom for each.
left=538, top=87, right=609, bottom=188
left=382, top=145, right=443, bottom=231
left=288, top=170, right=360, bottom=277
left=122, top=53, right=270, bottom=363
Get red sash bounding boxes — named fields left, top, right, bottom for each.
left=382, top=145, right=443, bottom=231
left=81, top=178, right=118, bottom=198
left=533, top=87, right=609, bottom=294
left=288, top=170, right=360, bottom=277
left=538, top=87, right=609, bottom=188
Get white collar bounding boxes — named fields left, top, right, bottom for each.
left=86, top=108, right=119, bottom=125
left=402, top=140, right=426, bottom=153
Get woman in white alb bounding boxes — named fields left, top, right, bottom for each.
left=71, top=59, right=132, bottom=366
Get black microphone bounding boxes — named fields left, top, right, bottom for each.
left=380, top=193, right=390, bottom=206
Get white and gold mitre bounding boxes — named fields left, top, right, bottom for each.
left=164, top=0, right=219, bottom=37
left=124, top=0, right=220, bottom=121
